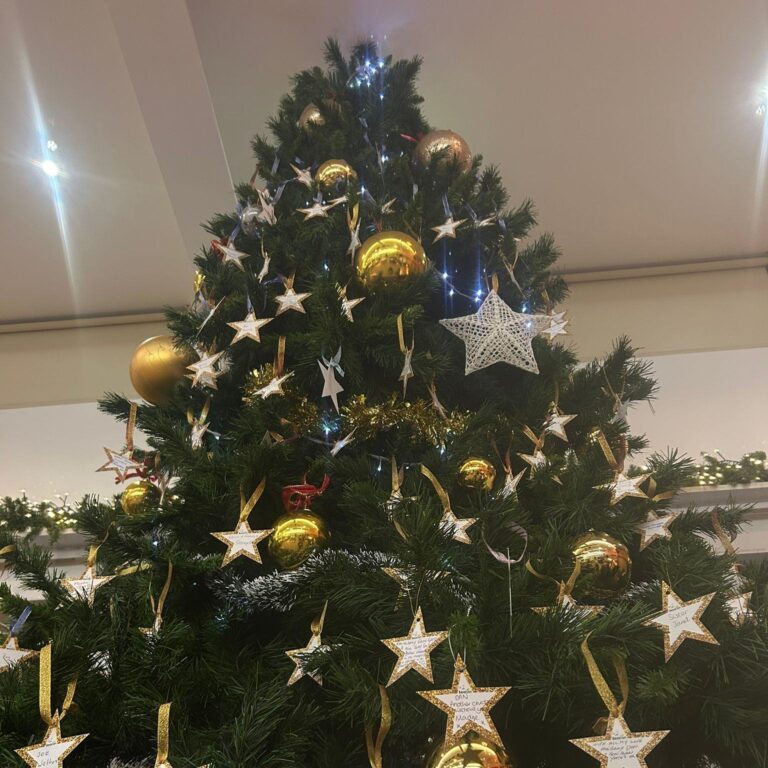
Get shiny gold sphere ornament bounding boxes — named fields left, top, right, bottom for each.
left=120, top=480, right=160, bottom=517
left=426, top=731, right=512, bottom=768
left=298, top=102, right=325, bottom=129
left=414, top=130, right=472, bottom=173
left=129, top=335, right=194, bottom=405
left=457, top=457, right=496, bottom=491
left=314, top=158, right=358, bottom=188
left=571, top=530, right=632, bottom=601
left=355, top=230, right=428, bottom=287
left=269, top=510, right=330, bottom=570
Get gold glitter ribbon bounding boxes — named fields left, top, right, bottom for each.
left=0, top=544, right=15, bottom=557
left=149, top=562, right=174, bottom=630
left=522, top=424, right=545, bottom=451
left=39, top=644, right=77, bottom=726
left=711, top=509, right=737, bottom=556
left=420, top=465, right=451, bottom=513
left=155, top=702, right=172, bottom=767
left=125, top=402, right=138, bottom=452
left=645, top=477, right=675, bottom=504
left=239, top=478, right=267, bottom=525
left=580, top=634, right=628, bottom=719
left=275, top=336, right=286, bottom=376
left=186, top=397, right=211, bottom=428
left=115, top=562, right=152, bottom=577
left=365, top=684, right=392, bottom=768
left=590, top=428, right=626, bottom=471
left=311, top=600, right=328, bottom=637
left=526, top=560, right=581, bottom=604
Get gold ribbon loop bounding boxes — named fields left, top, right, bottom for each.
left=526, top=560, right=581, bottom=604
left=420, top=465, right=451, bottom=512
left=711, top=509, right=737, bottom=556
left=365, top=685, right=392, bottom=768
left=39, top=643, right=77, bottom=726
left=125, top=402, right=138, bottom=452
left=239, top=477, right=267, bottom=524
left=0, top=544, right=16, bottom=557
left=580, top=634, right=628, bottom=718
left=590, top=428, right=620, bottom=470
left=275, top=336, right=286, bottom=376
left=115, top=561, right=152, bottom=577
left=645, top=477, right=675, bottom=503
left=491, top=272, right=500, bottom=293
left=155, top=702, right=171, bottom=767
left=310, top=600, right=328, bottom=637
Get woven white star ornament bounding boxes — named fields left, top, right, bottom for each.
left=440, top=290, right=550, bottom=375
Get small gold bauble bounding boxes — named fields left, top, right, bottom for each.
left=315, top=158, right=358, bottom=188
left=426, top=731, right=513, bottom=768
left=355, top=230, right=428, bottom=287
left=298, top=102, right=325, bottom=129
left=414, top=129, right=472, bottom=173
left=268, top=510, right=329, bottom=570
left=129, top=335, right=194, bottom=405
left=457, top=457, right=496, bottom=491
left=120, top=480, right=160, bottom=517
left=571, top=530, right=631, bottom=601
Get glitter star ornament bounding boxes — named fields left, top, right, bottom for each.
left=0, top=635, right=38, bottom=671
left=275, top=281, right=311, bottom=315
left=287, top=607, right=329, bottom=686
left=570, top=714, right=669, bottom=768
left=254, top=372, right=293, bottom=399
left=418, top=656, right=510, bottom=745
left=96, top=447, right=142, bottom=483
left=440, top=290, right=550, bottom=375
left=227, top=312, right=271, bottom=345
left=187, top=351, right=225, bottom=390
left=635, top=510, right=678, bottom=550
left=519, top=449, right=547, bottom=472
left=431, top=215, right=467, bottom=242
left=440, top=508, right=476, bottom=544
left=599, top=471, right=649, bottom=505
left=544, top=408, right=576, bottom=441
left=297, top=200, right=331, bottom=219
left=646, top=582, right=718, bottom=661
left=211, top=521, right=272, bottom=566
left=61, top=567, right=115, bottom=606
left=15, top=719, right=88, bottom=768
left=212, top=240, right=249, bottom=271
left=382, top=607, right=447, bottom=686
left=541, top=310, right=569, bottom=340
left=338, top=284, right=365, bottom=321
left=498, top=469, right=526, bottom=499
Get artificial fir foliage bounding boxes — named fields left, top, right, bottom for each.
left=1, top=39, right=768, bottom=768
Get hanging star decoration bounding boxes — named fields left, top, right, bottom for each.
left=338, top=284, right=365, bottom=321
left=635, top=510, right=679, bottom=550
left=541, top=310, right=569, bottom=340
left=257, top=250, right=271, bottom=282
left=498, top=469, right=526, bottom=499
left=431, top=215, right=467, bottom=243
left=255, top=371, right=293, bottom=399
left=61, top=566, right=115, bottom=606
left=544, top=406, right=576, bottom=441
left=518, top=448, right=547, bottom=473
left=290, top=163, right=313, bottom=188
left=599, top=471, right=649, bottom=505
left=418, top=655, right=510, bottom=746
left=330, top=428, right=356, bottom=457
left=211, top=478, right=273, bottom=566
left=15, top=719, right=88, bottom=768
left=297, top=199, right=332, bottom=219
left=187, top=350, right=225, bottom=390
left=286, top=604, right=329, bottom=686
left=346, top=203, right=361, bottom=258
left=725, top=592, right=752, bottom=625
left=382, top=607, right=448, bottom=686
left=0, top=635, right=38, bottom=671
left=96, top=447, right=141, bottom=483
left=570, top=714, right=669, bottom=768
left=646, top=582, right=718, bottom=661
left=212, top=240, right=249, bottom=271
left=396, top=314, right=415, bottom=397
left=421, top=466, right=476, bottom=545
left=318, top=348, right=344, bottom=412
left=228, top=311, right=271, bottom=345
left=275, top=275, right=311, bottom=315
left=188, top=400, right=210, bottom=450
left=256, top=188, right=277, bottom=225
left=440, top=288, right=551, bottom=375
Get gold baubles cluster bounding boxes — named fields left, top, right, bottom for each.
left=457, top=457, right=496, bottom=491
left=571, top=530, right=631, bottom=601
left=269, top=509, right=330, bottom=570
left=120, top=480, right=160, bottom=517
left=414, top=130, right=472, bottom=173
left=315, top=158, right=357, bottom=189
left=426, top=731, right=513, bottom=768
left=355, top=230, right=428, bottom=287
left=129, top=335, right=193, bottom=405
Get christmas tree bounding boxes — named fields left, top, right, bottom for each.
left=1, top=39, right=767, bottom=768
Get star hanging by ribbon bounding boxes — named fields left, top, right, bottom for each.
left=570, top=714, right=669, bottom=768
left=541, top=310, right=569, bottom=340
left=187, top=350, right=225, bottom=390
left=635, top=510, right=679, bottom=550
left=210, top=519, right=273, bottom=566
left=382, top=607, right=448, bottom=686
left=212, top=241, right=249, bottom=271
left=338, top=284, right=365, bottom=322
left=290, top=163, right=313, bottom=188
left=227, top=312, right=271, bottom=345
left=60, top=567, right=115, bottom=606
left=15, top=719, right=88, bottom=768
left=96, top=447, right=142, bottom=483
left=598, top=471, right=649, bottom=505
left=275, top=276, right=311, bottom=315
left=431, top=215, right=467, bottom=243
left=0, top=635, right=38, bottom=671
left=544, top=407, right=576, bottom=441
left=318, top=349, right=344, bottom=412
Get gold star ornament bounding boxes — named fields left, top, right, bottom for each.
left=570, top=714, right=669, bottom=768
left=382, top=607, right=447, bottom=686
left=15, top=718, right=88, bottom=768
left=0, top=635, right=38, bottom=671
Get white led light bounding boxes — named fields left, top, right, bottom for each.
left=47, top=139, right=58, bottom=152
left=40, top=159, right=60, bottom=177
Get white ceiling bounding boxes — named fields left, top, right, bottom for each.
left=1, top=0, right=767, bottom=324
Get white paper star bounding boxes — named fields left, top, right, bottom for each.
left=399, top=347, right=414, bottom=396
left=257, top=189, right=276, bottom=225
left=61, top=566, right=115, bottom=606
left=725, top=592, right=752, bottom=625
left=297, top=201, right=332, bottom=219
left=318, top=359, right=344, bottom=412
left=338, top=285, right=365, bottom=321
left=636, top=511, right=678, bottom=550
left=544, top=409, right=576, bottom=441
left=570, top=714, right=669, bottom=768
left=599, top=472, right=649, bottom=505
left=431, top=215, right=467, bottom=242
left=212, top=241, right=249, bottom=271
left=330, top=429, right=356, bottom=456
left=96, top=447, right=142, bottom=483
left=540, top=311, right=570, bottom=340
left=190, top=421, right=209, bottom=450
left=228, top=312, right=271, bottom=345
left=187, top=351, right=225, bottom=390
left=646, top=583, right=718, bottom=661
left=254, top=372, right=293, bottom=399
left=15, top=720, right=88, bottom=768
left=257, top=252, right=271, bottom=282
left=440, top=508, right=477, bottom=545
left=519, top=449, right=547, bottom=472
left=418, top=656, right=510, bottom=745
left=275, top=285, right=311, bottom=315
left=382, top=608, right=448, bottom=686
left=0, top=635, right=38, bottom=671
left=286, top=632, right=326, bottom=686
left=210, top=521, right=273, bottom=566
left=498, top=469, right=526, bottom=499
left=290, top=163, right=313, bottom=188
left=440, top=291, right=551, bottom=375
left=347, top=219, right=362, bottom=256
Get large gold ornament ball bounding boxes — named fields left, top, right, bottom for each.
left=426, top=731, right=513, bottom=768
left=129, top=335, right=193, bottom=405
left=571, top=530, right=632, bottom=601
left=315, top=158, right=358, bottom=188
left=355, top=230, right=428, bottom=287
left=268, top=510, right=329, bottom=570
left=457, top=457, right=496, bottom=491
left=298, top=102, right=325, bottom=129
left=120, top=480, right=160, bottom=517
left=414, top=129, right=472, bottom=173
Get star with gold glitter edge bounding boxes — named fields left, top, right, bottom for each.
left=544, top=406, right=576, bottom=441
left=418, top=655, right=510, bottom=746
left=440, top=508, right=476, bottom=544
left=275, top=277, right=311, bottom=315
left=645, top=581, right=718, bottom=661
left=187, top=350, right=225, bottom=390
left=60, top=566, right=115, bottom=606
left=338, top=283, right=365, bottom=321
left=431, top=215, right=467, bottom=243
left=286, top=605, right=331, bottom=686
left=212, top=240, right=249, bottom=271
left=382, top=607, right=448, bottom=686
left=597, top=470, right=649, bottom=505
left=635, top=510, right=679, bottom=550
left=570, top=714, right=669, bottom=768
left=228, top=312, right=271, bottom=345
left=0, top=635, right=38, bottom=671
left=96, top=446, right=142, bottom=483
left=15, top=718, right=88, bottom=768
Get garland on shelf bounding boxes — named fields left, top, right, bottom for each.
left=692, top=451, right=768, bottom=487
left=0, top=494, right=77, bottom=541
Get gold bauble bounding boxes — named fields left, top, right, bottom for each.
left=414, top=129, right=472, bottom=173
left=355, top=230, right=428, bottom=287
left=298, top=103, right=325, bottom=129
left=268, top=510, right=329, bottom=569
left=571, top=530, right=631, bottom=601
left=457, top=457, right=496, bottom=491
left=129, top=335, right=193, bottom=405
left=315, top=158, right=358, bottom=188
left=120, top=480, right=160, bottom=517
left=426, top=731, right=512, bottom=768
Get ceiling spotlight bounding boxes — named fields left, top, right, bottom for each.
left=46, top=139, right=58, bottom=152
left=40, top=159, right=60, bottom=177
